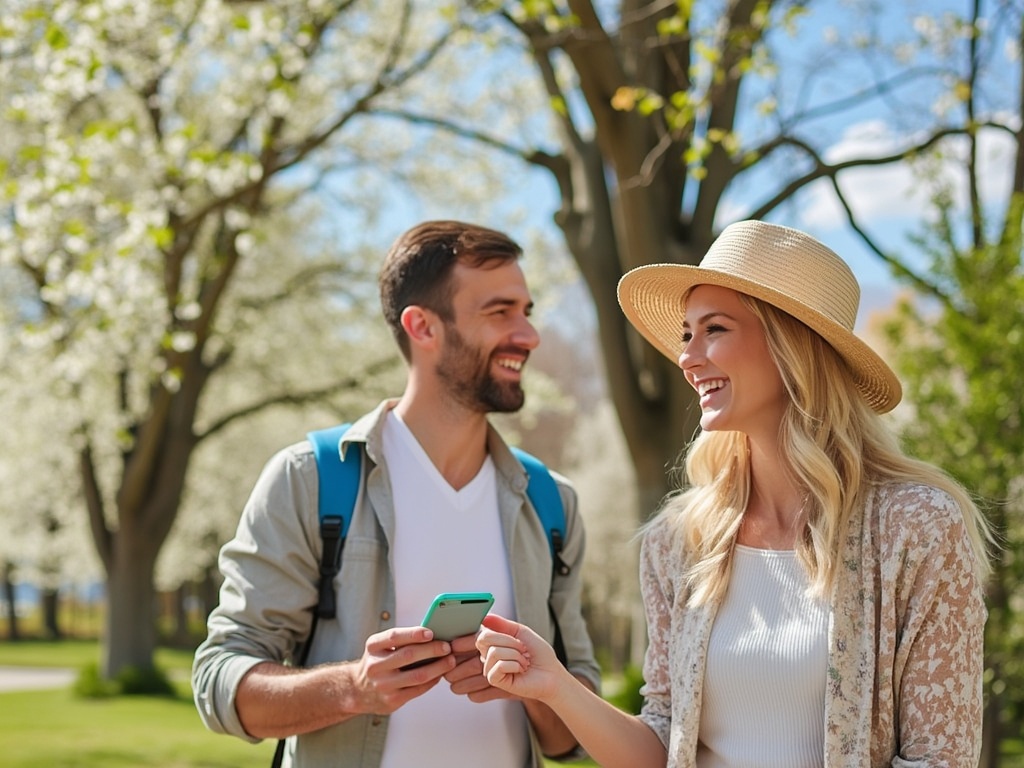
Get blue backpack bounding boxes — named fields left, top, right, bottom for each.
left=304, top=423, right=570, bottom=653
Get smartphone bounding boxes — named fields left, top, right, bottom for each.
left=420, top=592, right=495, bottom=641
left=401, top=592, right=494, bottom=670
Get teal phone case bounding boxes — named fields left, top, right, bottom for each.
left=420, top=592, right=495, bottom=641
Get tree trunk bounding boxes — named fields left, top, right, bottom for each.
left=41, top=587, right=61, bottom=639
left=201, top=564, right=220, bottom=623
left=980, top=660, right=1001, bottom=768
left=2, top=561, right=19, bottom=642
left=102, top=535, right=160, bottom=678
left=172, top=583, right=191, bottom=647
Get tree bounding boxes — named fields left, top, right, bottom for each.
left=0, top=0, right=488, bottom=679
left=868, top=3, right=1024, bottom=758
left=384, top=0, right=1021, bottom=523
left=883, top=200, right=1024, bottom=764
left=0, top=315, right=96, bottom=639
left=448, top=0, right=1024, bottom=749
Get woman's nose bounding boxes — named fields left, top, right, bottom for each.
left=678, top=339, right=704, bottom=370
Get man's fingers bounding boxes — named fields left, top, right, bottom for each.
left=366, top=625, right=435, bottom=652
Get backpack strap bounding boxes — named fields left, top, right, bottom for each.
left=510, top=447, right=569, bottom=667
left=510, top=447, right=569, bottom=576
left=299, top=433, right=568, bottom=652
left=274, top=425, right=359, bottom=768
left=306, top=423, right=358, bottom=620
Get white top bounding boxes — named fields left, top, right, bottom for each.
left=380, top=411, right=528, bottom=768
left=697, top=545, right=829, bottom=768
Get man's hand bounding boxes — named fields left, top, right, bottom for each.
left=444, top=633, right=516, bottom=703
left=235, top=624, right=457, bottom=739
left=347, top=626, right=458, bottom=714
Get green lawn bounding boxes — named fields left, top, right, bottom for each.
left=0, top=683, right=277, bottom=767
left=0, top=638, right=193, bottom=672
left=0, top=640, right=596, bottom=767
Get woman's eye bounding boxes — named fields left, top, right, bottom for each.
left=706, top=324, right=726, bottom=334
left=681, top=331, right=692, bottom=343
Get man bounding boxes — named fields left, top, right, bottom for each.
left=192, top=220, right=600, bottom=767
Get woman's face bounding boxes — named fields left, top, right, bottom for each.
left=678, top=285, right=788, bottom=441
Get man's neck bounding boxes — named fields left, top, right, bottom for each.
left=393, top=395, right=491, bottom=491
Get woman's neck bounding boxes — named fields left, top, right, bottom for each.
left=740, top=439, right=805, bottom=550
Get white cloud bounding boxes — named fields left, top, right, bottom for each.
left=799, top=119, right=1017, bottom=231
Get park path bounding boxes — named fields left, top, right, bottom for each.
left=0, top=666, right=76, bottom=692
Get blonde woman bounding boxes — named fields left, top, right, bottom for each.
left=477, top=220, right=992, bottom=767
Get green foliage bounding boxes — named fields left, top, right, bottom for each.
left=117, top=664, right=176, bottom=696
left=883, top=193, right=1024, bottom=742
left=605, top=664, right=645, bottom=715
left=74, top=662, right=174, bottom=699
left=73, top=663, right=119, bottom=698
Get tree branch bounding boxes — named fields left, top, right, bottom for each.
left=371, top=108, right=536, bottom=161
left=194, top=355, right=401, bottom=442
left=827, top=176, right=955, bottom=307
left=748, top=127, right=974, bottom=216
left=236, top=261, right=370, bottom=311
left=79, top=438, right=113, bottom=573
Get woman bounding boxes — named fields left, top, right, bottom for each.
left=477, top=220, right=992, bottom=767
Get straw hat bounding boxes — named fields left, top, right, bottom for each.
left=616, top=220, right=902, bottom=413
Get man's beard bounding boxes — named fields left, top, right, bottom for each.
left=436, top=324, right=526, bottom=413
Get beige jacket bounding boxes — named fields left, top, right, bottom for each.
left=192, top=400, right=600, bottom=767
left=637, top=482, right=987, bottom=767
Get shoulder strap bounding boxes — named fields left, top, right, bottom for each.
left=510, top=447, right=569, bottom=576
left=273, top=424, right=359, bottom=768
left=299, top=434, right=569, bottom=663
left=510, top=447, right=570, bottom=667
left=306, top=423, right=358, bottom=620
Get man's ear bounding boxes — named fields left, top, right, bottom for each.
left=400, top=306, right=441, bottom=351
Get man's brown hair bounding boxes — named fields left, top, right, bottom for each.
left=379, top=220, right=523, bottom=360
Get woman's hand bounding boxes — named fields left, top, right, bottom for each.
left=475, top=614, right=565, bottom=703
left=479, top=614, right=666, bottom=768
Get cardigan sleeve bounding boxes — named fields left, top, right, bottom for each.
left=636, top=516, right=678, bottom=750
left=884, top=485, right=987, bottom=767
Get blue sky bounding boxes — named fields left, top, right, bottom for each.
left=316, top=1, right=1019, bottom=332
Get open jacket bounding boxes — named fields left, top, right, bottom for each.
left=637, top=482, right=987, bottom=767
left=192, top=400, right=600, bottom=767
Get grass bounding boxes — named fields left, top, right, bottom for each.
left=0, top=639, right=596, bottom=767
left=0, top=638, right=194, bottom=672
left=0, top=682, right=277, bottom=767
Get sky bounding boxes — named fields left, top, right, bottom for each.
left=724, top=0, right=1019, bottom=317
left=328, top=0, right=1019, bottom=333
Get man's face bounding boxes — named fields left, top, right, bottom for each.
left=435, top=260, right=539, bottom=414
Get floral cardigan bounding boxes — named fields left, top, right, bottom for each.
left=637, top=482, right=987, bottom=767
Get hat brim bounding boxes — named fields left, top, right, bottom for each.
left=617, top=263, right=902, bottom=414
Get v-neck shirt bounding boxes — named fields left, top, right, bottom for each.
left=380, top=410, right=526, bottom=768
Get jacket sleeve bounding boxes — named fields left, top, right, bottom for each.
left=636, top=516, right=675, bottom=750
left=549, top=471, right=602, bottom=693
left=191, top=444, right=321, bottom=741
left=887, top=486, right=987, bottom=767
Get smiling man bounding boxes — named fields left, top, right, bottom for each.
left=192, top=220, right=600, bottom=768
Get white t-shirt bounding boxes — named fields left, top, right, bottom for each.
left=380, top=411, right=529, bottom=768
left=697, top=545, right=829, bottom=768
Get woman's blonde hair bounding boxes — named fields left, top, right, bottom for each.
left=656, top=293, right=993, bottom=607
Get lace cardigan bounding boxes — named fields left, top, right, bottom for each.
left=637, top=482, right=987, bottom=767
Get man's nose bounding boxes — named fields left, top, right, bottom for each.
left=514, top=315, right=540, bottom=349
